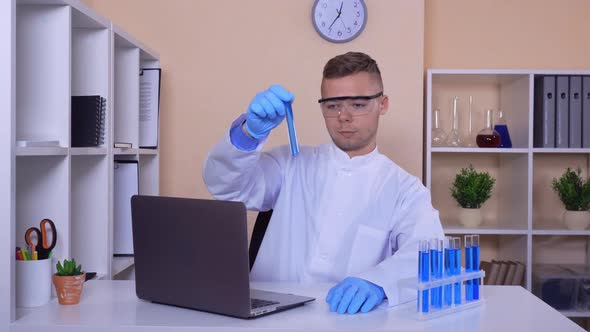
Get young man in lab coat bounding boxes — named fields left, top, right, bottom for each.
left=203, top=52, right=444, bottom=314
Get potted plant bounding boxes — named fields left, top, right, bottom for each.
left=450, top=165, right=496, bottom=227
left=52, top=258, right=86, bottom=305
left=552, top=167, right=590, bottom=230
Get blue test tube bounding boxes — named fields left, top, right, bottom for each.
left=430, top=239, right=443, bottom=310
left=285, top=103, right=299, bottom=157
left=418, top=240, right=430, bottom=313
left=465, top=235, right=473, bottom=301
left=443, top=236, right=453, bottom=307
left=453, top=237, right=462, bottom=305
left=472, top=235, right=480, bottom=300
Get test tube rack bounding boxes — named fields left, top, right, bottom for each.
left=398, top=269, right=485, bottom=320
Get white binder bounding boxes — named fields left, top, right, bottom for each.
left=114, top=161, right=139, bottom=255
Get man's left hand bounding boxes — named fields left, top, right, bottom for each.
left=325, top=277, right=385, bottom=314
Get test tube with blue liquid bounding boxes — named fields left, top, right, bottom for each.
left=418, top=240, right=430, bottom=313
left=453, top=237, right=462, bottom=305
left=471, top=235, right=480, bottom=300
left=443, top=236, right=453, bottom=307
left=430, top=239, right=443, bottom=310
left=465, top=235, right=473, bottom=301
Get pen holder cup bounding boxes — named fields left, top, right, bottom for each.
left=398, top=269, right=485, bottom=320
left=16, top=258, right=52, bottom=307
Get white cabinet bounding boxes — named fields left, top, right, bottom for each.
left=1, top=0, right=160, bottom=327
left=426, top=69, right=590, bottom=318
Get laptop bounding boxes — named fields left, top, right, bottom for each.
left=130, top=195, right=315, bottom=318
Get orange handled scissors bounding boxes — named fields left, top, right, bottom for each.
left=25, top=218, right=57, bottom=260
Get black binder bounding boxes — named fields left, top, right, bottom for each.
left=534, top=76, right=556, bottom=148
left=71, top=95, right=106, bottom=147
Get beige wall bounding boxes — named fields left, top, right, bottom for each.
left=83, top=0, right=425, bottom=201
left=425, top=0, right=590, bottom=69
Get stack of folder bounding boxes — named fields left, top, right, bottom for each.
left=534, top=76, right=590, bottom=148
left=71, top=95, right=106, bottom=147
left=481, top=260, right=526, bottom=286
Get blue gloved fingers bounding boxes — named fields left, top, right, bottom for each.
left=248, top=99, right=266, bottom=118
left=327, top=284, right=347, bottom=312
left=360, top=293, right=382, bottom=313
left=256, top=93, right=276, bottom=119
left=269, top=84, right=295, bottom=103
left=347, top=289, right=369, bottom=314
left=263, top=90, right=286, bottom=118
left=337, top=285, right=359, bottom=314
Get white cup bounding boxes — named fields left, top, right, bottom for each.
left=16, top=258, right=52, bottom=307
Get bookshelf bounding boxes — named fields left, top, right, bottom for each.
left=1, top=0, right=160, bottom=327
left=426, top=69, right=590, bottom=318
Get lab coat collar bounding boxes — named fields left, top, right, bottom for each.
left=329, top=142, right=380, bottom=169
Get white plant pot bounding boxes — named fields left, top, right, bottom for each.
left=563, top=210, right=590, bottom=230
left=458, top=207, right=483, bottom=228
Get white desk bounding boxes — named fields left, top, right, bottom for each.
left=10, top=281, right=584, bottom=332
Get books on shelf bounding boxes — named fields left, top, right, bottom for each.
left=16, top=140, right=60, bottom=147
left=71, top=95, right=106, bottom=147
left=139, top=68, right=161, bottom=148
left=481, top=260, right=525, bottom=286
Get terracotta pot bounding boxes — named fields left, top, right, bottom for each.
left=52, top=273, right=85, bottom=305
left=458, top=207, right=483, bottom=228
left=563, top=211, right=590, bottom=230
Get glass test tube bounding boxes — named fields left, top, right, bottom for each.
left=430, top=239, right=443, bottom=310
left=453, top=237, right=462, bottom=305
left=465, top=235, right=473, bottom=301
left=443, top=236, right=453, bottom=307
left=472, top=235, right=480, bottom=300
left=418, top=240, right=430, bottom=313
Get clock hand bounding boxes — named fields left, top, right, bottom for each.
left=328, top=13, right=340, bottom=30
left=338, top=1, right=343, bottom=15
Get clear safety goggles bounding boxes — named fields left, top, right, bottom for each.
left=318, top=92, right=383, bottom=118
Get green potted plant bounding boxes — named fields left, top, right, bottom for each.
left=52, top=258, right=85, bottom=305
left=552, top=167, right=590, bottom=230
left=450, top=165, right=496, bottom=227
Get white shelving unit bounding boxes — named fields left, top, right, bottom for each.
left=1, top=0, right=160, bottom=328
left=426, top=69, right=590, bottom=319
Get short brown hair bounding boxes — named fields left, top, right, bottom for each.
left=322, top=52, right=382, bottom=88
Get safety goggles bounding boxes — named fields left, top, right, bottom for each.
left=318, top=91, right=383, bottom=118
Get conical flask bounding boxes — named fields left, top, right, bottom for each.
left=445, top=96, right=462, bottom=147
left=494, top=109, right=512, bottom=148
left=476, top=109, right=501, bottom=148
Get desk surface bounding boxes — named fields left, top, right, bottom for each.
left=11, top=281, right=584, bottom=332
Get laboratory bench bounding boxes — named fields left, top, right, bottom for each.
left=9, top=281, right=584, bottom=332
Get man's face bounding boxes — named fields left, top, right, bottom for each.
left=320, top=72, right=389, bottom=158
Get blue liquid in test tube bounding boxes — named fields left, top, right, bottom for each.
left=430, top=239, right=443, bottom=310
left=418, top=240, right=430, bottom=313
left=453, top=237, right=462, bottom=305
left=444, top=237, right=453, bottom=307
left=465, top=235, right=473, bottom=302
left=472, top=235, right=480, bottom=300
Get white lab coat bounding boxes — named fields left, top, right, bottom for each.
left=202, top=116, right=444, bottom=306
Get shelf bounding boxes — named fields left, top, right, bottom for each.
left=432, top=147, right=529, bottom=154
left=532, top=222, right=590, bottom=235
left=16, top=146, right=68, bottom=156
left=70, top=147, right=107, bottom=155
left=533, top=148, right=590, bottom=154
left=112, top=257, right=134, bottom=276
left=138, top=148, right=158, bottom=155
left=559, top=310, right=590, bottom=318
left=444, top=225, right=528, bottom=235
left=114, top=148, right=138, bottom=155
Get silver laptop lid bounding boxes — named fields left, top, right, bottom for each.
left=131, top=195, right=252, bottom=318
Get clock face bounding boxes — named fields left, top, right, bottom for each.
left=312, top=0, right=367, bottom=43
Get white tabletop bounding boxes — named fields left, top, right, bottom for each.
left=10, top=281, right=583, bottom=332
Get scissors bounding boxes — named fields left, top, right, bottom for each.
left=25, top=218, right=57, bottom=260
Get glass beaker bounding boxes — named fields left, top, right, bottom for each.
left=463, top=96, right=476, bottom=147
left=476, top=109, right=501, bottom=148
left=445, top=96, right=462, bottom=147
left=432, top=109, right=447, bottom=147
left=493, top=109, right=512, bottom=148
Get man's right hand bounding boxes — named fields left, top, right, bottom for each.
left=244, top=84, right=294, bottom=139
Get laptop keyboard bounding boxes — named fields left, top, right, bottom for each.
left=251, top=298, right=279, bottom=309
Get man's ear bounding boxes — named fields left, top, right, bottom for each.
left=379, top=95, right=389, bottom=115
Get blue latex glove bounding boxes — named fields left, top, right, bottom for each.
left=244, top=84, right=294, bottom=139
left=325, top=277, right=386, bottom=314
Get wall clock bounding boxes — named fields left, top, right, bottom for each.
left=312, top=0, right=367, bottom=43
